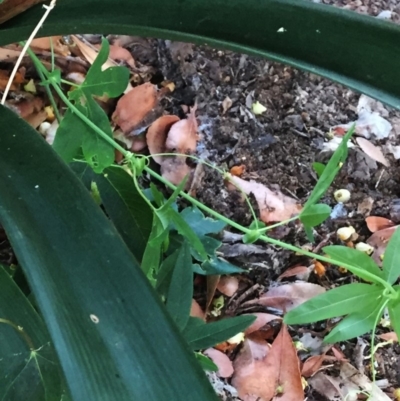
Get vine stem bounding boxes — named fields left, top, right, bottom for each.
left=144, top=165, right=396, bottom=295
left=25, top=43, right=397, bottom=296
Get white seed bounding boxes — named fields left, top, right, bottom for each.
left=334, top=189, right=351, bottom=203
left=355, top=242, right=374, bottom=255
left=337, top=226, right=356, bottom=241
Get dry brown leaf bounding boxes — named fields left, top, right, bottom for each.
left=356, top=137, right=389, bottom=167
left=227, top=175, right=302, bottom=223
left=230, top=165, right=245, bottom=177
left=147, top=115, right=180, bottom=164
left=216, top=276, right=239, bottom=297
left=277, top=265, right=310, bottom=281
left=108, top=44, right=135, bottom=68
left=301, top=354, right=326, bottom=378
left=160, top=156, right=192, bottom=189
left=378, top=332, right=398, bottom=342
left=204, top=348, right=234, bottom=378
left=165, top=104, right=198, bottom=153
left=331, top=346, right=348, bottom=362
left=31, top=36, right=70, bottom=56
left=6, top=96, right=43, bottom=119
left=367, top=225, right=399, bottom=265
left=245, top=283, right=325, bottom=312
left=233, top=325, right=303, bottom=401
left=365, top=216, right=394, bottom=233
left=244, top=312, right=282, bottom=340
left=190, top=299, right=205, bottom=320
left=0, top=46, right=21, bottom=62
left=231, top=338, right=274, bottom=401
left=72, top=35, right=117, bottom=70
left=25, top=110, right=47, bottom=129
left=0, top=69, right=24, bottom=91
left=112, top=82, right=158, bottom=135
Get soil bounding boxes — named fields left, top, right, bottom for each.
left=141, top=1, right=400, bottom=399
left=2, top=1, right=400, bottom=400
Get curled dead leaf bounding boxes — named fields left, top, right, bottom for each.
left=165, top=104, right=198, bottom=153
left=301, top=354, right=326, bottom=378
left=160, top=156, right=192, bottom=189
left=227, top=175, right=302, bottom=223
left=190, top=299, right=205, bottom=320
left=31, top=36, right=70, bottom=56
left=112, top=82, right=159, bottom=135
left=365, top=216, right=394, bottom=233
left=216, top=276, right=239, bottom=297
left=147, top=115, right=180, bottom=164
left=244, top=282, right=326, bottom=312
left=203, top=348, right=234, bottom=378
left=108, top=44, right=135, bottom=68
left=277, top=265, right=311, bottom=281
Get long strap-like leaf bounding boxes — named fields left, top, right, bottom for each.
left=1, top=0, right=400, bottom=108
left=0, top=105, right=219, bottom=401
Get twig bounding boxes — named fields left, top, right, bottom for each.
left=1, top=0, right=57, bottom=105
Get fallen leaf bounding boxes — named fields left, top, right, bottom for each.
left=0, top=0, right=45, bottom=25
left=244, top=283, right=325, bottom=312
left=356, top=137, right=389, bottom=167
left=31, top=36, right=70, bottom=56
left=230, top=165, right=246, bottom=177
left=378, top=332, right=398, bottom=342
left=147, top=115, right=180, bottom=164
left=331, top=346, right=348, bottom=362
left=165, top=104, right=198, bottom=154
left=217, top=276, right=239, bottom=297
left=204, top=348, right=234, bottom=378
left=0, top=69, right=24, bottom=91
left=108, top=44, right=135, bottom=68
left=231, top=338, right=274, bottom=401
left=301, top=354, right=326, bottom=378
left=6, top=96, right=43, bottom=119
left=190, top=299, right=205, bottom=320
left=227, top=175, right=302, bottom=223
left=244, top=313, right=282, bottom=336
left=222, top=96, right=233, bottom=114
left=367, top=225, right=399, bottom=265
left=365, top=216, right=394, bottom=233
left=277, top=265, right=311, bottom=281
left=160, top=156, right=192, bottom=188
left=72, top=35, right=117, bottom=70
left=112, top=82, right=159, bottom=135
left=0, top=46, right=21, bottom=62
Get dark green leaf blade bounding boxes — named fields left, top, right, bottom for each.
left=382, top=227, right=400, bottom=284
left=300, top=203, right=331, bottom=227
left=323, top=245, right=383, bottom=282
left=323, top=298, right=386, bottom=343
left=71, top=163, right=153, bottom=262
left=284, top=283, right=383, bottom=325
left=166, top=241, right=193, bottom=330
left=183, top=315, right=255, bottom=350
left=0, top=105, right=219, bottom=401
left=3, top=1, right=400, bottom=110
left=0, top=265, right=65, bottom=401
